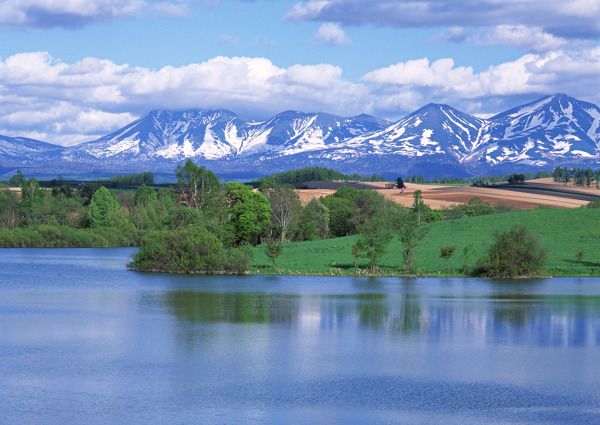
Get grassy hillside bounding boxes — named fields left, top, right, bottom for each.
left=253, top=208, right=600, bottom=276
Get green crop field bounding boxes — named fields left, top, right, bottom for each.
left=253, top=208, right=600, bottom=277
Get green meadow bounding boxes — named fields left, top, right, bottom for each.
left=254, top=208, right=600, bottom=277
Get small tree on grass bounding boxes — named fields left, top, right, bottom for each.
left=477, top=226, right=546, bottom=278
left=352, top=216, right=393, bottom=272
left=392, top=208, right=430, bottom=273
left=264, top=239, right=284, bottom=270
left=575, top=249, right=585, bottom=271
left=440, top=245, right=457, bottom=272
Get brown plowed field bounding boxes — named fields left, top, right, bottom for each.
left=298, top=179, right=600, bottom=210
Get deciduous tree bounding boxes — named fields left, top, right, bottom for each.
left=89, top=187, right=121, bottom=228
left=264, top=239, right=284, bottom=270
left=226, top=182, right=271, bottom=245
left=260, top=182, right=302, bottom=241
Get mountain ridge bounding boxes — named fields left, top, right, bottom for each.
left=1, top=94, right=599, bottom=178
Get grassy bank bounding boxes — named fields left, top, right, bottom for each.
left=253, top=208, right=600, bottom=277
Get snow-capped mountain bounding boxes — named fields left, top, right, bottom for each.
left=65, top=109, right=391, bottom=165
left=0, top=135, right=65, bottom=164
left=1, top=94, right=599, bottom=178
left=327, top=103, right=488, bottom=159
left=477, top=94, right=600, bottom=169
left=289, top=94, right=600, bottom=175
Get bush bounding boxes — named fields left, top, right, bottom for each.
left=129, top=227, right=225, bottom=273
left=476, top=226, right=546, bottom=278
left=225, top=243, right=255, bottom=274
left=587, top=200, right=600, bottom=209
left=0, top=228, right=17, bottom=247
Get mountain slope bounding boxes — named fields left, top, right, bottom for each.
left=477, top=94, right=600, bottom=168
left=0, top=135, right=65, bottom=165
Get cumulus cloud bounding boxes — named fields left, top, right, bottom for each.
left=2, top=49, right=600, bottom=145
left=0, top=52, right=369, bottom=144
left=312, top=23, right=351, bottom=46
left=286, top=0, right=600, bottom=46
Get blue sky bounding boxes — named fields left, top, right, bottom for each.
left=0, top=0, right=599, bottom=145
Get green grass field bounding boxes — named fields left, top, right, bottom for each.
left=253, top=208, right=600, bottom=276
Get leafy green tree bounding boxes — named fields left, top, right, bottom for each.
left=226, top=182, right=271, bottom=245
left=322, top=187, right=395, bottom=238
left=20, top=177, right=44, bottom=204
left=321, top=196, right=354, bottom=237
left=392, top=208, right=430, bottom=273
left=78, top=183, right=100, bottom=206
left=477, top=226, right=546, bottom=278
left=352, top=216, right=393, bottom=272
left=0, top=190, right=18, bottom=229
left=440, top=245, right=457, bottom=272
left=51, top=185, right=74, bottom=200
left=351, top=189, right=393, bottom=230
left=162, top=206, right=206, bottom=230
left=412, top=190, right=426, bottom=225
left=260, top=182, right=302, bottom=241
left=135, top=184, right=157, bottom=206
left=19, top=177, right=47, bottom=225
left=89, top=187, right=121, bottom=228
left=465, top=197, right=494, bottom=216
left=9, top=170, right=26, bottom=187
left=296, top=198, right=330, bottom=241
left=175, top=160, right=222, bottom=213
left=264, top=239, right=284, bottom=270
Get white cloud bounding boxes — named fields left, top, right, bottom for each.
left=436, top=25, right=575, bottom=52
left=481, top=26, right=570, bottom=52
left=287, top=0, right=600, bottom=48
left=362, top=58, right=474, bottom=88
left=1, top=49, right=600, bottom=145
left=312, top=23, right=352, bottom=46
left=0, top=0, right=207, bottom=27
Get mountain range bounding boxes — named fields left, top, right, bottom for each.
left=1, top=94, right=600, bottom=178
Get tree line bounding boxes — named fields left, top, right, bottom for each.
left=0, top=163, right=573, bottom=276
left=254, top=166, right=387, bottom=185
left=552, top=167, right=600, bottom=188
left=400, top=171, right=552, bottom=186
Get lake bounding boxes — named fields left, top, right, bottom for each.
left=1, top=248, right=599, bottom=424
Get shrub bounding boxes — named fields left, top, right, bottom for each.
left=587, top=200, right=600, bottom=209
left=129, top=227, right=225, bottom=273
left=476, top=226, right=546, bottom=278
left=0, top=228, right=17, bottom=247
left=225, top=243, right=255, bottom=274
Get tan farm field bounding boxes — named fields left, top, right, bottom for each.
left=298, top=179, right=600, bottom=210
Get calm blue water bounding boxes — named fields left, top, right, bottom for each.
left=1, top=248, right=600, bottom=424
